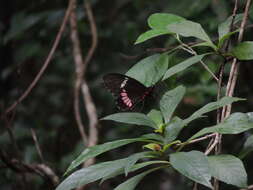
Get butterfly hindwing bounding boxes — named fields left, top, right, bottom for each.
left=103, top=73, right=153, bottom=111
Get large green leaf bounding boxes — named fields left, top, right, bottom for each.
left=148, top=13, right=185, bottom=30
left=101, top=160, right=169, bottom=183
left=57, top=158, right=129, bottom=190
left=124, top=152, right=153, bottom=176
left=231, top=41, right=253, bottom=60
left=64, top=138, right=150, bottom=175
left=147, top=109, right=164, bottom=127
left=114, top=167, right=161, bottom=190
left=184, top=97, right=243, bottom=125
left=189, top=112, right=253, bottom=141
left=170, top=151, right=212, bottom=189
left=160, top=86, right=185, bottom=122
left=167, top=20, right=213, bottom=44
left=218, top=14, right=243, bottom=40
left=239, top=134, right=253, bottom=159
left=141, top=133, right=164, bottom=143
left=208, top=155, right=247, bottom=188
left=164, top=117, right=185, bottom=144
left=126, top=54, right=169, bottom=86
left=101, top=112, right=157, bottom=129
left=162, top=54, right=207, bottom=80
left=135, top=29, right=171, bottom=44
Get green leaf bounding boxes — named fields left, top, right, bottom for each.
left=101, top=112, right=157, bottom=129
left=167, top=20, right=213, bottom=44
left=141, top=133, right=164, bottom=143
left=160, top=86, right=186, bottom=122
left=114, top=167, right=161, bottom=190
left=218, top=14, right=243, bottom=40
left=247, top=112, right=253, bottom=122
left=231, top=41, right=253, bottom=60
left=135, top=29, right=171, bottom=44
left=101, top=160, right=169, bottom=184
left=170, top=151, right=212, bottom=189
left=217, top=29, right=239, bottom=49
left=124, top=152, right=152, bottom=176
left=64, top=138, right=150, bottom=175
left=184, top=97, right=244, bottom=125
left=163, top=54, right=207, bottom=81
left=57, top=158, right=130, bottom=190
left=164, top=117, right=185, bottom=144
left=189, top=112, right=253, bottom=140
left=208, top=155, right=247, bottom=188
left=147, top=109, right=164, bottom=127
left=239, top=135, right=253, bottom=159
left=148, top=13, right=185, bottom=30
left=126, top=54, right=169, bottom=86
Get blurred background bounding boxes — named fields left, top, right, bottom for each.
left=0, top=0, right=253, bottom=189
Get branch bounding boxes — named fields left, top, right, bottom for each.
left=0, top=148, right=59, bottom=187
left=213, top=2, right=240, bottom=189
left=81, top=0, right=99, bottom=167
left=69, top=1, right=98, bottom=190
left=176, top=133, right=217, bottom=152
left=222, top=0, right=252, bottom=119
left=205, top=133, right=219, bottom=155
left=69, top=0, right=98, bottom=167
left=69, top=0, right=88, bottom=144
left=3, top=0, right=75, bottom=116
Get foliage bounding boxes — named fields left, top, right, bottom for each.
left=1, top=1, right=253, bottom=190
left=55, top=12, right=253, bottom=190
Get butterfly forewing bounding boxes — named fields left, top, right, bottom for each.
left=103, top=73, right=153, bottom=111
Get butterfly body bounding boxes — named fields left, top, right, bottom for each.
left=103, top=73, right=154, bottom=111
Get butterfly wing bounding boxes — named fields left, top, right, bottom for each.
left=103, top=73, right=151, bottom=110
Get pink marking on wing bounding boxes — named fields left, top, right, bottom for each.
left=128, top=101, right=133, bottom=107
left=120, top=92, right=127, bottom=96
left=123, top=98, right=129, bottom=103
left=122, top=97, right=128, bottom=101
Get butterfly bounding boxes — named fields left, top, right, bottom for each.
left=103, top=73, right=154, bottom=111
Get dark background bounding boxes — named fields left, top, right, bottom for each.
left=0, top=0, right=253, bottom=189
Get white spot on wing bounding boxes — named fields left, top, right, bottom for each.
left=120, top=78, right=128, bottom=88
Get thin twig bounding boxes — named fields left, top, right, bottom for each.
left=177, top=37, right=219, bottom=82
left=223, top=0, right=252, bottom=119
left=176, top=133, right=216, bottom=152
left=30, top=128, right=45, bottom=163
left=3, top=0, right=75, bottom=116
left=83, top=0, right=98, bottom=70
left=241, top=184, right=253, bottom=190
left=2, top=112, right=21, bottom=159
left=214, top=2, right=239, bottom=189
left=187, top=133, right=217, bottom=145
left=193, top=182, right=198, bottom=190
left=205, top=133, right=219, bottom=155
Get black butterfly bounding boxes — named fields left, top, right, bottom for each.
left=103, top=73, right=154, bottom=111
